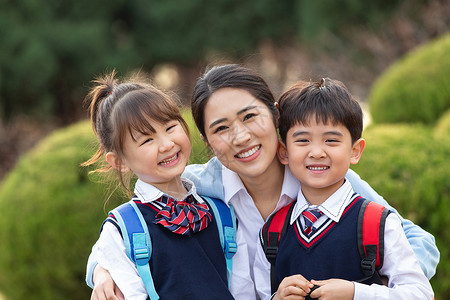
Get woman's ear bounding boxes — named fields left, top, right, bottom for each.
left=350, top=138, right=366, bottom=165
left=106, top=152, right=130, bottom=172
left=277, top=141, right=289, bottom=165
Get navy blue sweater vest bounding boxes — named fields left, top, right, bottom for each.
left=108, top=200, right=234, bottom=300
left=276, top=197, right=373, bottom=283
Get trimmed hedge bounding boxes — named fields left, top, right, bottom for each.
left=0, top=121, right=124, bottom=300
left=351, top=123, right=450, bottom=298
left=368, top=33, right=450, bottom=125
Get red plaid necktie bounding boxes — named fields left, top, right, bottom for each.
left=302, top=208, right=323, bottom=235
left=154, top=195, right=212, bottom=236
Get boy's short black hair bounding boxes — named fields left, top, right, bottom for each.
left=278, top=78, right=363, bottom=144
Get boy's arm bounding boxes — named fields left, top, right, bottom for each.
left=346, top=169, right=439, bottom=278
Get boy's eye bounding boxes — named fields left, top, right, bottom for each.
left=295, top=139, right=309, bottom=143
left=326, top=139, right=340, bottom=143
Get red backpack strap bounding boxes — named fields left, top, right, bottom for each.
left=260, top=202, right=296, bottom=294
left=357, top=199, right=391, bottom=282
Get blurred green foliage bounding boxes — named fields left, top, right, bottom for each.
left=368, top=33, right=450, bottom=125
left=351, top=122, right=450, bottom=298
left=0, top=0, right=412, bottom=122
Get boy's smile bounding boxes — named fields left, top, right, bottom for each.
left=279, top=119, right=365, bottom=204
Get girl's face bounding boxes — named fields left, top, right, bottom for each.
left=203, top=87, right=280, bottom=179
left=120, top=118, right=191, bottom=189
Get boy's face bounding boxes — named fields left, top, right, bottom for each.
left=279, top=118, right=365, bottom=202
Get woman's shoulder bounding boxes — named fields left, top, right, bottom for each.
left=183, top=157, right=225, bottom=199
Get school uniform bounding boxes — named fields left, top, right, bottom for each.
left=96, top=178, right=252, bottom=300
left=253, top=179, right=434, bottom=300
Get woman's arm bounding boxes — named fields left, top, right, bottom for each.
left=346, top=169, right=439, bottom=279
left=183, top=157, right=225, bottom=199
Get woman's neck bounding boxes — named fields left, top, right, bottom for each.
left=239, top=159, right=285, bottom=221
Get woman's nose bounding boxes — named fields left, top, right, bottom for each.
left=232, top=123, right=252, bottom=146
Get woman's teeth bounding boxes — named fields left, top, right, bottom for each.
left=236, top=145, right=261, bottom=158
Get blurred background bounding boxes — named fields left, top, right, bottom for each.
left=0, top=0, right=449, bottom=299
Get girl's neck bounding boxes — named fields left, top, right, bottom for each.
left=239, top=158, right=285, bottom=221
left=151, top=176, right=188, bottom=200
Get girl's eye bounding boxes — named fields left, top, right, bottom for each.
left=243, top=113, right=256, bottom=121
left=140, top=137, right=153, bottom=146
left=167, top=124, right=177, bottom=132
left=214, top=125, right=228, bottom=134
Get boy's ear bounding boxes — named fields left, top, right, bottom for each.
left=277, top=141, right=289, bottom=165
left=105, top=152, right=130, bottom=172
left=350, top=138, right=366, bottom=165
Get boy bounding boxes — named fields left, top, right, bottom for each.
left=253, top=78, right=434, bottom=300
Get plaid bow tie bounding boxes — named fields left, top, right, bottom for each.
left=154, top=195, right=212, bottom=236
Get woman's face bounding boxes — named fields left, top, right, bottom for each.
left=203, top=87, right=280, bottom=179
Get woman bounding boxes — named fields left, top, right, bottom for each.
left=87, top=64, right=439, bottom=300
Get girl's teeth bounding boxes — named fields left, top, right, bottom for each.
left=236, top=145, right=261, bottom=158
left=160, top=154, right=177, bottom=165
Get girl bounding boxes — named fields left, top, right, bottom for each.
left=87, top=65, right=439, bottom=299
left=83, top=71, right=253, bottom=299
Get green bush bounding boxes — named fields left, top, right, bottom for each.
left=368, top=33, right=450, bottom=125
left=0, top=110, right=208, bottom=299
left=0, top=121, right=124, bottom=300
left=434, top=109, right=450, bottom=142
left=351, top=123, right=450, bottom=298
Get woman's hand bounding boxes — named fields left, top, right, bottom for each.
left=91, top=265, right=124, bottom=300
left=273, top=274, right=314, bottom=300
left=309, top=279, right=354, bottom=300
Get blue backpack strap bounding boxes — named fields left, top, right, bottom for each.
left=202, top=196, right=237, bottom=285
left=111, top=200, right=160, bottom=300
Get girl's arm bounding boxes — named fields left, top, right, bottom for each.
left=94, top=223, right=148, bottom=300
left=346, top=169, right=439, bottom=279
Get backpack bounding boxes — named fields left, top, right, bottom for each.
left=261, top=199, right=390, bottom=295
left=110, top=196, right=237, bottom=300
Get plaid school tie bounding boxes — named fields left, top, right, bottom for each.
left=154, top=195, right=212, bottom=236
left=302, top=208, right=323, bottom=235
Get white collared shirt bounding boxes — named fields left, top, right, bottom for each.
left=222, top=165, right=299, bottom=283
left=254, top=179, right=433, bottom=300
left=96, top=178, right=254, bottom=300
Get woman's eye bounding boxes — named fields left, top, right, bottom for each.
left=214, top=125, right=228, bottom=133
left=243, top=113, right=256, bottom=121
left=295, top=139, right=309, bottom=143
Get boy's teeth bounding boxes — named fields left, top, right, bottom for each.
left=236, top=145, right=261, bottom=158
left=308, top=166, right=329, bottom=171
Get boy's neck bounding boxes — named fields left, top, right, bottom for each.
left=301, top=178, right=345, bottom=206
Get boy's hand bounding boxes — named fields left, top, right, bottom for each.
left=273, top=274, right=314, bottom=300
left=91, top=265, right=124, bottom=300
left=309, top=279, right=354, bottom=300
